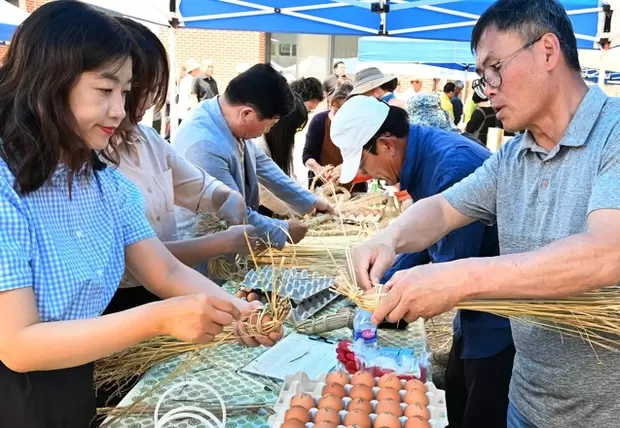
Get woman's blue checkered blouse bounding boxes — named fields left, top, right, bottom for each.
left=0, top=159, right=155, bottom=321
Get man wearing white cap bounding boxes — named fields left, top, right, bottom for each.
left=331, top=95, right=514, bottom=428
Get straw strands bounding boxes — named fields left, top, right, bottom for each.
left=96, top=252, right=292, bottom=411
left=192, top=213, right=248, bottom=281
left=254, top=236, right=367, bottom=278
left=334, top=248, right=620, bottom=352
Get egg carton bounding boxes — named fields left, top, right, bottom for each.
left=241, top=267, right=334, bottom=304
left=289, top=288, right=341, bottom=323
left=269, top=371, right=448, bottom=428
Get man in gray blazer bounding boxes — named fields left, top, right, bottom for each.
left=173, top=64, right=334, bottom=249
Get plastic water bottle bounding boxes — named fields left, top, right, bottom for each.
left=353, top=309, right=378, bottom=348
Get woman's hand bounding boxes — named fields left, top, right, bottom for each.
left=216, top=192, right=247, bottom=225
left=326, top=165, right=342, bottom=183
left=233, top=301, right=284, bottom=347
left=224, top=225, right=262, bottom=254
left=156, top=295, right=241, bottom=344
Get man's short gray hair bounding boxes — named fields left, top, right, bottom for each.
left=471, top=0, right=580, bottom=72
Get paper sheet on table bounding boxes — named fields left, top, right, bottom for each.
left=240, top=333, right=338, bottom=381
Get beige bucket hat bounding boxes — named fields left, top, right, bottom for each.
left=350, top=67, right=397, bottom=96
left=185, top=58, right=201, bottom=73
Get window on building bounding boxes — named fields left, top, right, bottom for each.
left=270, top=33, right=329, bottom=81
left=278, top=43, right=297, bottom=57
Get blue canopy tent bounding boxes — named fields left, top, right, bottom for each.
left=357, top=35, right=475, bottom=71
left=358, top=35, right=620, bottom=84
left=179, top=0, right=606, bottom=49
left=0, top=0, right=29, bottom=42
left=582, top=66, right=620, bottom=83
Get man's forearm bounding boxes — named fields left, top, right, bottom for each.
left=461, top=231, right=620, bottom=301
left=380, top=195, right=458, bottom=254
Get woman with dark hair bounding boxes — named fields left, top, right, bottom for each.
left=0, top=4, right=276, bottom=427
left=254, top=92, right=308, bottom=216
left=103, top=19, right=262, bottom=312
left=302, top=82, right=367, bottom=191
left=290, top=77, right=324, bottom=112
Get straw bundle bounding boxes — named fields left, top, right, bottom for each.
left=293, top=310, right=354, bottom=334
left=302, top=213, right=334, bottom=228
left=96, top=259, right=291, bottom=402
left=255, top=236, right=366, bottom=277
left=334, top=249, right=620, bottom=352
left=192, top=213, right=248, bottom=281
left=94, top=334, right=237, bottom=394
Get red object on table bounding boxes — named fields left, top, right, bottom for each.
left=351, top=173, right=372, bottom=184
left=335, top=340, right=428, bottom=382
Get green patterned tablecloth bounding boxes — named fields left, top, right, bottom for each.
left=104, top=297, right=427, bottom=428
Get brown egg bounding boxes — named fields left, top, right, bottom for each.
left=376, top=387, right=401, bottom=402
left=284, top=406, right=310, bottom=423
left=376, top=399, right=403, bottom=417
left=344, top=409, right=372, bottom=427
left=326, top=370, right=350, bottom=386
left=348, top=398, right=372, bottom=414
left=235, top=289, right=248, bottom=299
left=405, top=379, right=426, bottom=392
left=313, top=420, right=339, bottom=428
left=373, top=412, right=401, bottom=428
left=404, top=402, right=430, bottom=420
left=318, top=394, right=343, bottom=411
left=290, top=393, right=315, bottom=410
left=404, top=415, right=431, bottom=428
left=404, top=389, right=428, bottom=406
left=323, top=382, right=346, bottom=398
left=351, top=370, right=375, bottom=388
left=280, top=418, right=306, bottom=428
left=377, top=374, right=401, bottom=390
left=314, top=408, right=341, bottom=425
left=247, top=291, right=261, bottom=302
left=349, top=384, right=374, bottom=401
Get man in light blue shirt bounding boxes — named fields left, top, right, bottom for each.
left=352, top=1, right=620, bottom=427
left=174, top=64, right=333, bottom=249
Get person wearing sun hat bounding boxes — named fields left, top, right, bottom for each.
left=350, top=67, right=405, bottom=108
left=178, top=58, right=201, bottom=122
left=331, top=95, right=514, bottom=428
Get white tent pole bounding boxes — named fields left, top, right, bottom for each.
left=168, top=12, right=178, bottom=142
left=598, top=44, right=610, bottom=88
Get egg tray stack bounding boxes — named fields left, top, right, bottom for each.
left=269, top=371, right=448, bottom=428
left=240, top=267, right=340, bottom=322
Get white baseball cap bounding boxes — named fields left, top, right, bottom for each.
left=330, top=95, right=389, bottom=183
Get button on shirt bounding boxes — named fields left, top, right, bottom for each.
left=0, top=159, right=155, bottom=322
left=443, top=86, right=620, bottom=428
left=111, top=124, right=224, bottom=288
left=383, top=124, right=512, bottom=359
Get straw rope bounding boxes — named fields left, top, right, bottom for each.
left=332, top=248, right=620, bottom=353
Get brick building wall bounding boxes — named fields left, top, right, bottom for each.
left=159, top=28, right=265, bottom=90
left=2, top=1, right=265, bottom=90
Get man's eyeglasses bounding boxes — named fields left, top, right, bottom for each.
left=472, top=35, right=544, bottom=98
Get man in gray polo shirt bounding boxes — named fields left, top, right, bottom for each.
left=350, top=1, right=620, bottom=427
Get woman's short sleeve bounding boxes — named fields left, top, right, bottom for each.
left=113, top=172, right=156, bottom=247
left=0, top=177, right=33, bottom=291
